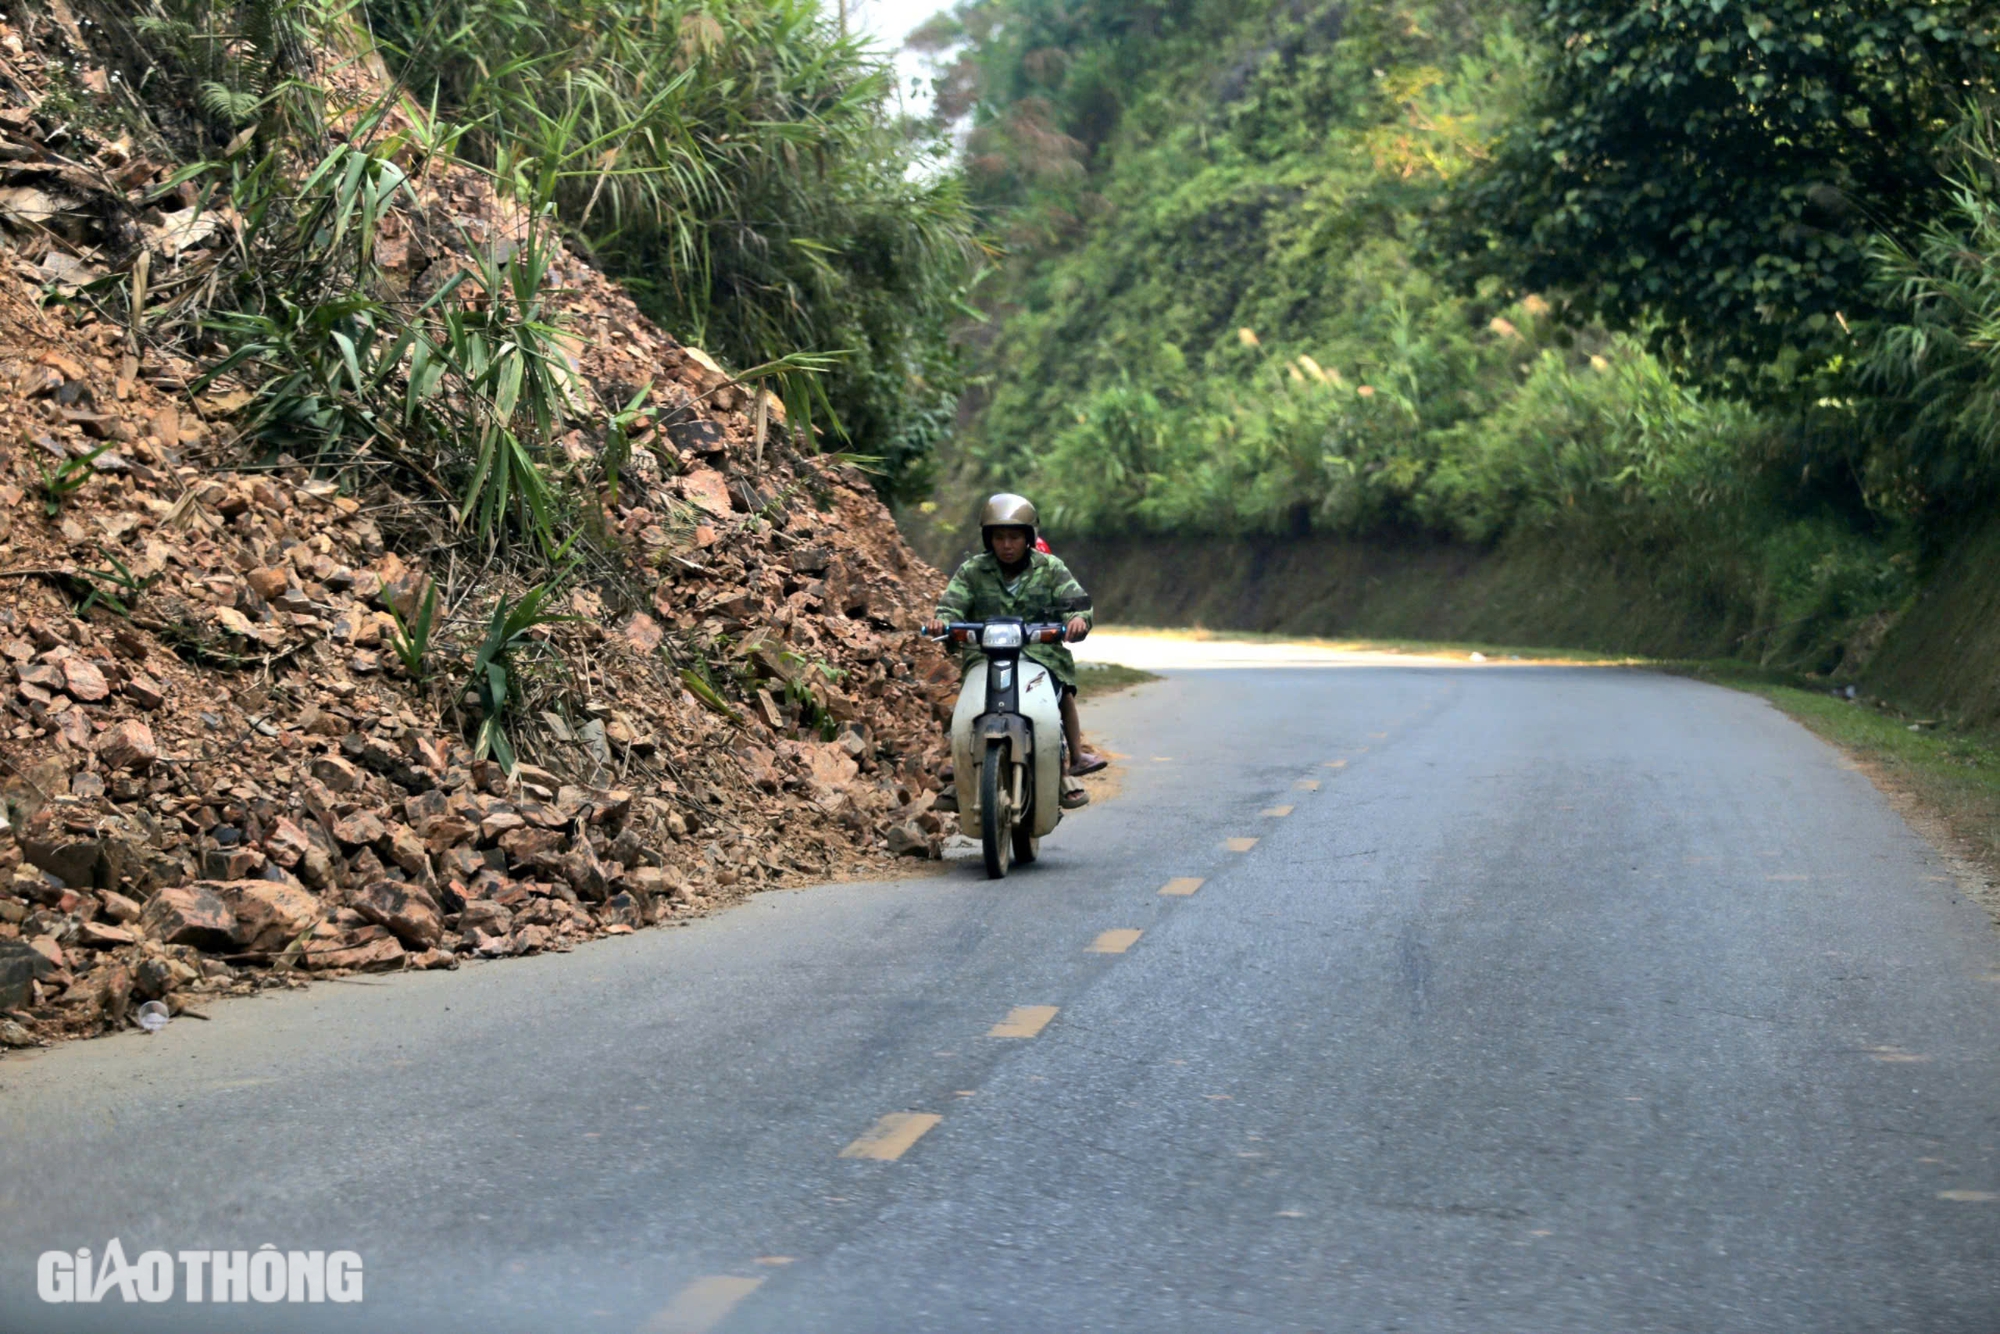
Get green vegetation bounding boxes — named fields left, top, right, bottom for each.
left=1442, top=0, right=2000, bottom=393
left=1074, top=660, right=1160, bottom=699
left=913, top=0, right=2000, bottom=676
left=1858, top=110, right=2000, bottom=509
left=367, top=0, right=985, bottom=500
left=97, top=0, right=980, bottom=533
left=37, top=445, right=105, bottom=516
left=469, top=573, right=579, bottom=770
left=388, top=580, right=439, bottom=684
left=68, top=558, right=159, bottom=620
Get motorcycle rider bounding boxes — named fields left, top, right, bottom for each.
left=926, top=494, right=1107, bottom=812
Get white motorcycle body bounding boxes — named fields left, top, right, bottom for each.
left=950, top=657, right=1065, bottom=841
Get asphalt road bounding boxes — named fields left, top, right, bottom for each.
left=5, top=644, right=2000, bottom=1333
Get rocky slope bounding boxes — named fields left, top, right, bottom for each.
left=0, top=7, right=962, bottom=1050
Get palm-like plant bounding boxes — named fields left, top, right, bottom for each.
left=1860, top=105, right=2000, bottom=507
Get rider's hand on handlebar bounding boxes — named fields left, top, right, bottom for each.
left=925, top=619, right=948, bottom=638
left=1066, top=617, right=1089, bottom=643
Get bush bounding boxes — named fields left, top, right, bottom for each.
left=1421, top=342, right=1759, bottom=545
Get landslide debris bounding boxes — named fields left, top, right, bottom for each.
left=0, top=6, right=962, bottom=1048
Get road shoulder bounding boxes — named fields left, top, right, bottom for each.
left=1678, top=668, right=2000, bottom=923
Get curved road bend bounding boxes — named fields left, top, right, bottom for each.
left=3, top=638, right=1999, bottom=1332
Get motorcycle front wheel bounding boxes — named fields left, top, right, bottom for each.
left=980, top=743, right=1012, bottom=879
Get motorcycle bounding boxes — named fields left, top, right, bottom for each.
left=932, top=616, right=1074, bottom=878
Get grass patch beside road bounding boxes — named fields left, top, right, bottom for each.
left=1076, top=661, right=1161, bottom=699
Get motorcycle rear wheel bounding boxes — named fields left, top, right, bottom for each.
left=980, top=743, right=1012, bottom=879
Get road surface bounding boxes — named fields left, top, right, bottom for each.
left=4, top=643, right=1999, bottom=1332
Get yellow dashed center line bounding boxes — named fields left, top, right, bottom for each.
left=1294, top=780, right=1320, bottom=791
left=1324, top=759, right=1347, bottom=769
left=1225, top=836, right=1259, bottom=852
left=1089, top=928, right=1144, bottom=954
left=839, top=1112, right=942, bottom=1161
left=642, top=1275, right=765, bottom=1334
left=989, top=1005, right=1060, bottom=1038
left=1261, top=805, right=1293, bottom=818
left=1159, top=877, right=1205, bottom=897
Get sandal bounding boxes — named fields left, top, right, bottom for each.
left=1060, top=777, right=1090, bottom=810
left=1069, top=749, right=1108, bottom=776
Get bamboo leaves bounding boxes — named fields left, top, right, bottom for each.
left=369, top=0, right=981, bottom=499
left=198, top=131, right=583, bottom=553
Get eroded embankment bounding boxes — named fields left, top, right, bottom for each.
left=1863, top=513, right=2000, bottom=732
left=1051, top=532, right=1754, bottom=660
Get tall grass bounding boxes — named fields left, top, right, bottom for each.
left=368, top=0, right=986, bottom=498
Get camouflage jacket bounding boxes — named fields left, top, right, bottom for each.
left=935, top=550, right=1093, bottom=687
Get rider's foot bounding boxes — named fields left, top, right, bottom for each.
left=1069, top=748, right=1108, bottom=776
left=1060, top=777, right=1090, bottom=810
left=934, top=786, right=958, bottom=813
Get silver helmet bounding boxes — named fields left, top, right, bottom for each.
left=979, top=493, right=1038, bottom=551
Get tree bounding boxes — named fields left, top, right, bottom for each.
left=1439, top=0, right=1999, bottom=392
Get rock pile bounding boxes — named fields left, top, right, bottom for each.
left=0, top=10, right=966, bottom=1049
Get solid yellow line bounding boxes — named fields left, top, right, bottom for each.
left=1225, top=837, right=1259, bottom=852
left=1261, top=805, right=1293, bottom=818
left=1089, top=928, right=1143, bottom=954
left=642, top=1276, right=765, bottom=1334
left=1294, top=780, right=1320, bottom=791
left=839, top=1112, right=942, bottom=1161
left=989, top=1005, right=1059, bottom=1038
left=1159, top=877, right=1205, bottom=897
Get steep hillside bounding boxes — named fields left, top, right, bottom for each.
left=1057, top=531, right=1751, bottom=659
left=0, top=5, right=960, bottom=1047
left=1864, top=515, right=2000, bottom=733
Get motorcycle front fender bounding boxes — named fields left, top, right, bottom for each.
left=949, top=662, right=1063, bottom=839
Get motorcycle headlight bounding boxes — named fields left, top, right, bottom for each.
left=980, top=623, right=1024, bottom=649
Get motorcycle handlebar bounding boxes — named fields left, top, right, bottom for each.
left=925, top=620, right=1071, bottom=645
